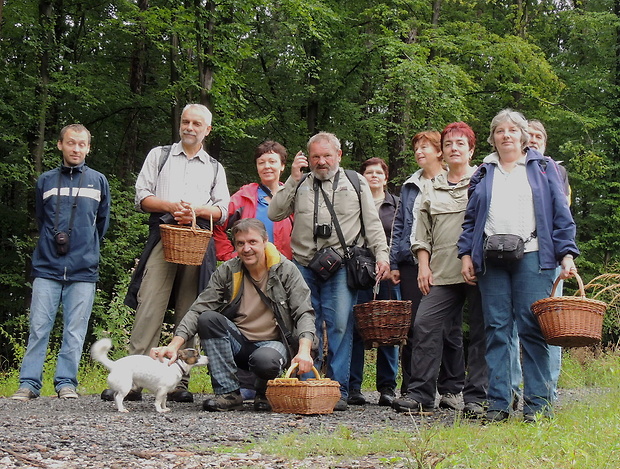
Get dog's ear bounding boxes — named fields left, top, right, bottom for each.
left=183, top=356, right=199, bottom=365
left=177, top=348, right=199, bottom=362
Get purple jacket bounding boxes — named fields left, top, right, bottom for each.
left=457, top=148, right=579, bottom=274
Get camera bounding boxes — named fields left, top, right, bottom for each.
left=314, top=224, right=332, bottom=239
left=54, top=231, right=70, bottom=256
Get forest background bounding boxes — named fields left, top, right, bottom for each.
left=1, top=0, right=620, bottom=365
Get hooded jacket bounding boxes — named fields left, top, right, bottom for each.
left=31, top=163, right=110, bottom=282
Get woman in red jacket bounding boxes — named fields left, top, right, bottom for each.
left=213, top=141, right=294, bottom=261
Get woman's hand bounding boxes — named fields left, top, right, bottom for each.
left=559, top=255, right=577, bottom=279
left=461, top=255, right=477, bottom=285
left=390, top=269, right=400, bottom=285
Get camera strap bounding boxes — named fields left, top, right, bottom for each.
left=316, top=173, right=353, bottom=259
left=54, top=167, right=85, bottom=236
left=312, top=171, right=338, bottom=243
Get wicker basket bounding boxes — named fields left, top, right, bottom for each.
left=160, top=210, right=212, bottom=265
left=266, top=363, right=341, bottom=414
left=353, top=299, right=412, bottom=348
left=531, top=273, right=607, bottom=347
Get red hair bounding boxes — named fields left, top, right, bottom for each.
left=441, top=122, right=476, bottom=150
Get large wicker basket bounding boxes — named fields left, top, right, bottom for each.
left=160, top=210, right=212, bottom=265
left=266, top=364, right=341, bottom=414
left=353, top=299, right=412, bottom=348
left=531, top=273, right=607, bottom=347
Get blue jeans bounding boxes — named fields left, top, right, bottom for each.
left=350, top=281, right=400, bottom=392
left=296, top=262, right=357, bottom=398
left=19, top=278, right=95, bottom=394
left=478, top=252, right=555, bottom=415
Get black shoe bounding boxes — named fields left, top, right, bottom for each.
left=101, top=389, right=142, bottom=402
left=253, top=393, right=272, bottom=412
left=485, top=409, right=510, bottom=422
left=462, top=402, right=486, bottom=419
left=391, top=395, right=434, bottom=414
left=202, top=391, right=244, bottom=412
left=347, top=389, right=366, bottom=406
left=333, top=398, right=348, bottom=411
left=378, top=388, right=396, bottom=406
left=167, top=389, right=194, bottom=403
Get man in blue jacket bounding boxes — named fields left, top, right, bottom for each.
left=11, top=124, right=110, bottom=401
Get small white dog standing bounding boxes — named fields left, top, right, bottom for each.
left=91, top=338, right=208, bottom=413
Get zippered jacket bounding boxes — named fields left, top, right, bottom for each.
left=457, top=148, right=579, bottom=273
left=31, top=163, right=110, bottom=282
left=212, top=183, right=294, bottom=261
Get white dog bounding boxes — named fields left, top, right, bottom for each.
left=91, top=338, right=208, bottom=413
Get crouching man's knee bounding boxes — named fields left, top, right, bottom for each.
left=197, top=310, right=228, bottom=340
left=248, top=347, right=286, bottom=380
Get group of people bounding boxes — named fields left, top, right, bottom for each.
left=11, top=104, right=579, bottom=422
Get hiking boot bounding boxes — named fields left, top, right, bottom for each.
left=253, top=393, right=272, bottom=412
left=57, top=387, right=79, bottom=399
left=167, top=388, right=193, bottom=403
left=11, top=388, right=37, bottom=401
left=202, top=391, right=244, bottom=412
left=462, top=401, right=485, bottom=419
left=484, top=409, right=510, bottom=422
left=391, top=395, right=434, bottom=414
left=333, top=398, right=348, bottom=411
left=439, top=392, right=461, bottom=410
left=101, top=389, right=142, bottom=402
left=378, top=388, right=396, bottom=407
left=347, top=389, right=366, bottom=405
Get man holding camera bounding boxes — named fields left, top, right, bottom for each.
left=12, top=124, right=110, bottom=401
left=268, top=132, right=390, bottom=411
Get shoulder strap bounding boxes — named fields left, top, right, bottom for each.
left=343, top=169, right=366, bottom=241
left=157, top=145, right=173, bottom=175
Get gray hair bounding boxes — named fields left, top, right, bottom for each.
left=182, top=103, right=213, bottom=126
left=487, top=109, right=530, bottom=151
left=231, top=218, right=268, bottom=243
left=307, top=132, right=341, bottom=153
left=528, top=120, right=547, bottom=144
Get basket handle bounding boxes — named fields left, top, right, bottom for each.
left=550, top=271, right=585, bottom=299
left=285, top=362, right=321, bottom=379
left=188, top=208, right=213, bottom=235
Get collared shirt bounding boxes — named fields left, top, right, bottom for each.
left=268, top=167, right=389, bottom=266
left=483, top=153, right=538, bottom=252
left=134, top=142, right=229, bottom=224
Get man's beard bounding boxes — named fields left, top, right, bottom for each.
left=312, top=165, right=339, bottom=181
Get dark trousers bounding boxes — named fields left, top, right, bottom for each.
left=406, top=283, right=487, bottom=407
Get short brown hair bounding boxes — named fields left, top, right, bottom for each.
left=59, top=124, right=91, bottom=144
left=411, top=131, right=441, bottom=154
left=254, top=141, right=288, bottom=165
left=360, top=157, right=389, bottom=180
left=231, top=218, right=268, bottom=243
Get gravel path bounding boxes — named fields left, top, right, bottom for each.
left=0, top=389, right=599, bottom=469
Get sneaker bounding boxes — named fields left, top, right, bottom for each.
left=484, top=409, right=510, bottom=422
left=101, top=389, right=142, bottom=402
left=378, top=388, right=396, bottom=407
left=57, top=387, right=79, bottom=399
left=439, top=392, right=461, bottom=410
left=253, top=393, right=272, bottom=412
left=347, top=389, right=366, bottom=405
left=11, top=388, right=37, bottom=401
left=333, top=398, right=348, bottom=411
left=202, top=391, right=244, bottom=412
left=391, top=395, right=434, bottom=415
left=167, top=388, right=193, bottom=403
left=462, top=401, right=485, bottom=419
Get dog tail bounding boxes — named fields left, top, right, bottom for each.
left=91, top=338, right=115, bottom=370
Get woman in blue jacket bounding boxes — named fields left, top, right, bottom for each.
left=457, top=109, right=578, bottom=422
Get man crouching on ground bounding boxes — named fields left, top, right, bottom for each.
left=150, top=218, right=315, bottom=411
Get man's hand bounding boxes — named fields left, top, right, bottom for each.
left=375, top=260, right=390, bottom=281
left=173, top=200, right=194, bottom=225
left=559, top=255, right=577, bottom=279
left=291, top=337, right=314, bottom=374
left=149, top=337, right=185, bottom=366
left=390, top=269, right=401, bottom=285
left=417, top=263, right=433, bottom=295
left=461, top=255, right=477, bottom=285
left=290, top=151, right=309, bottom=182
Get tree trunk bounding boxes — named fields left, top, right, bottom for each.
left=33, top=0, right=53, bottom=175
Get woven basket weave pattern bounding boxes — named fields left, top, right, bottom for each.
left=160, top=209, right=212, bottom=265
left=531, top=273, right=607, bottom=347
left=266, top=364, right=341, bottom=414
left=353, top=300, right=412, bottom=348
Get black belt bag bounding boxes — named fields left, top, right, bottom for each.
left=308, top=247, right=343, bottom=281
left=484, top=233, right=534, bottom=265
